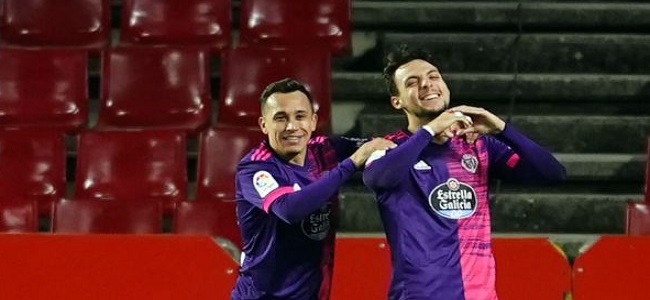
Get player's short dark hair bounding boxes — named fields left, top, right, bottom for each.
left=260, top=78, right=314, bottom=113
left=383, top=44, right=437, bottom=96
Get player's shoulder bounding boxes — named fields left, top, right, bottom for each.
left=241, top=141, right=274, bottom=163
left=383, top=130, right=409, bottom=143
left=308, top=135, right=330, bottom=146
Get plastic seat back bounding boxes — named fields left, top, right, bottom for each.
left=0, top=0, right=110, bottom=50
left=120, top=0, right=231, bottom=51
left=0, top=128, right=66, bottom=216
left=196, top=125, right=264, bottom=200
left=97, top=47, right=211, bottom=135
left=0, top=48, right=88, bottom=131
left=195, top=125, right=264, bottom=248
left=239, top=0, right=350, bottom=55
left=0, top=199, right=38, bottom=233
left=52, top=199, right=163, bottom=234
left=74, top=129, right=187, bottom=212
left=218, top=46, right=331, bottom=134
left=173, top=200, right=242, bottom=247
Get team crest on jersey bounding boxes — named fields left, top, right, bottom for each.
left=461, top=154, right=478, bottom=173
left=253, top=170, right=279, bottom=198
left=428, top=178, right=477, bottom=219
left=301, top=205, right=331, bottom=241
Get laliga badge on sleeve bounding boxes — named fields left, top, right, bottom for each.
left=253, top=170, right=279, bottom=197
left=461, top=154, right=478, bottom=173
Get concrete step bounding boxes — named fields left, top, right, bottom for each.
left=357, top=113, right=650, bottom=153
left=379, top=33, right=650, bottom=74
left=353, top=2, right=650, bottom=32
left=338, top=189, right=640, bottom=233
left=332, top=72, right=650, bottom=114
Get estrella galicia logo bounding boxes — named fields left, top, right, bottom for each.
left=301, top=204, right=331, bottom=241
left=428, top=178, right=477, bottom=219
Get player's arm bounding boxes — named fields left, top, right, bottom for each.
left=487, top=124, right=566, bottom=183
left=330, top=136, right=368, bottom=162
left=362, top=129, right=432, bottom=189
left=238, top=160, right=358, bottom=224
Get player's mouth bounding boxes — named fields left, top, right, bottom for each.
left=282, top=135, right=304, bottom=143
left=421, top=93, right=441, bottom=102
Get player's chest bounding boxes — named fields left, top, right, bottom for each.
left=409, top=145, right=489, bottom=219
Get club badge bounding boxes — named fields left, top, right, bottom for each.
left=461, top=154, right=478, bottom=173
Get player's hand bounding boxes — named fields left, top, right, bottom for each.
left=447, top=105, right=506, bottom=136
left=425, top=110, right=474, bottom=138
left=349, top=138, right=396, bottom=169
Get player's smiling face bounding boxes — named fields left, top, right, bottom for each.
left=259, top=91, right=317, bottom=165
left=391, top=59, right=450, bottom=118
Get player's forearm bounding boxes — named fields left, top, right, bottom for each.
left=363, top=129, right=431, bottom=189
left=496, top=124, right=567, bottom=183
left=270, top=159, right=356, bottom=224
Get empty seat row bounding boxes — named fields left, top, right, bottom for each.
left=0, top=126, right=265, bottom=246
left=0, top=198, right=241, bottom=246
left=0, top=0, right=350, bottom=54
left=0, top=46, right=332, bottom=134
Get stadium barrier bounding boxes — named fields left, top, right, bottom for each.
left=2, top=235, right=650, bottom=299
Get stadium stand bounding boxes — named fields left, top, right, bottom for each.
left=0, top=0, right=647, bottom=298
left=238, top=0, right=351, bottom=55
left=194, top=125, right=265, bottom=248
left=218, top=45, right=332, bottom=134
left=51, top=198, right=163, bottom=234
left=73, top=129, right=187, bottom=213
left=119, top=0, right=231, bottom=51
left=0, top=48, right=88, bottom=132
left=96, top=46, right=211, bottom=134
left=0, top=0, right=110, bottom=50
left=0, top=128, right=67, bottom=216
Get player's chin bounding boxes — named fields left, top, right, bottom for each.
left=421, top=100, right=446, bottom=112
left=281, top=140, right=307, bottom=152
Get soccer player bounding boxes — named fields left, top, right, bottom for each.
left=362, top=45, right=567, bottom=299
left=231, top=78, right=396, bottom=300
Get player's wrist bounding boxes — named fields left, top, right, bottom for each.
left=422, top=124, right=437, bottom=137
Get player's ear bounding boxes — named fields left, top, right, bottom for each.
left=310, top=113, right=318, bottom=132
left=259, top=116, right=268, bottom=134
left=390, top=96, right=402, bottom=110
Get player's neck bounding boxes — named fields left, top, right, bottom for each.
left=407, top=116, right=448, bottom=144
left=286, top=151, right=307, bottom=167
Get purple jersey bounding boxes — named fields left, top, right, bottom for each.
left=232, top=136, right=361, bottom=300
left=363, top=125, right=566, bottom=300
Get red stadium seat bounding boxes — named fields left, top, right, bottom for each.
left=194, top=125, right=264, bottom=247
left=173, top=200, right=242, bottom=248
left=0, top=199, right=38, bottom=233
left=74, top=129, right=187, bottom=212
left=97, top=47, right=212, bottom=135
left=626, top=202, right=650, bottom=235
left=239, top=0, right=351, bottom=55
left=0, top=128, right=67, bottom=216
left=0, top=48, right=88, bottom=132
left=51, top=199, right=163, bottom=234
left=119, top=0, right=231, bottom=51
left=645, top=137, right=650, bottom=204
left=0, top=0, right=110, bottom=50
left=218, top=46, right=332, bottom=134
